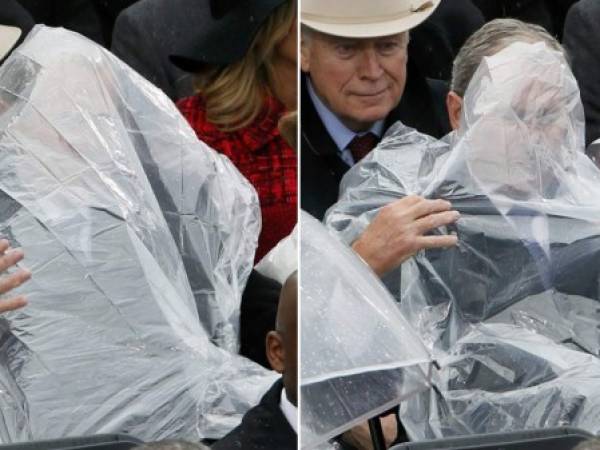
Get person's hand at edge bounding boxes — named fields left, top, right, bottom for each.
left=352, top=195, right=459, bottom=277
left=0, top=239, right=31, bottom=313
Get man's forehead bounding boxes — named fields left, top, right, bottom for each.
left=313, top=30, right=406, bottom=45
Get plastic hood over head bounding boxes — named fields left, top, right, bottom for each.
left=0, top=26, right=275, bottom=442
left=427, top=41, right=590, bottom=206
left=326, top=42, right=600, bottom=439
left=300, top=211, right=431, bottom=449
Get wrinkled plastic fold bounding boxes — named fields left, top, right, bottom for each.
left=326, top=42, right=600, bottom=439
left=300, top=211, right=431, bottom=449
left=0, top=26, right=275, bottom=442
left=255, top=225, right=298, bottom=285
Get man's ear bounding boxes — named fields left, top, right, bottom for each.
left=300, top=35, right=311, bottom=73
left=446, top=91, right=463, bottom=131
left=266, top=331, right=285, bottom=373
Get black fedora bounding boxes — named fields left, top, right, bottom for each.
left=170, top=0, right=290, bottom=72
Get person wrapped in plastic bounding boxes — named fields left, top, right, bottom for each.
left=326, top=19, right=600, bottom=440
left=0, top=25, right=277, bottom=442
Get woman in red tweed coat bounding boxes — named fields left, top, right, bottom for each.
left=172, top=0, right=297, bottom=263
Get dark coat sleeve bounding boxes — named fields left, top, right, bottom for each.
left=111, top=4, right=176, bottom=99
left=17, top=0, right=105, bottom=45
left=240, top=270, right=281, bottom=369
left=111, top=0, right=199, bottom=101
left=563, top=0, right=600, bottom=147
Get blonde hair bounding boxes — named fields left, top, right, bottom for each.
left=278, top=111, right=297, bottom=150
left=194, top=1, right=295, bottom=132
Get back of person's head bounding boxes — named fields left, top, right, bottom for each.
left=266, top=271, right=298, bottom=406
left=451, top=18, right=564, bottom=97
left=195, top=0, right=295, bottom=132
left=133, top=440, right=209, bottom=450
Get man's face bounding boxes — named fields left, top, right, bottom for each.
left=301, top=31, right=408, bottom=132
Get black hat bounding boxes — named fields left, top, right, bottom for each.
left=170, top=0, right=289, bottom=72
left=0, top=0, right=34, bottom=63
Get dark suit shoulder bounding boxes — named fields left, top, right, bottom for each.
left=563, top=0, right=600, bottom=146
left=111, top=0, right=202, bottom=100
left=386, top=58, right=450, bottom=138
left=212, top=379, right=296, bottom=450
left=300, top=77, right=350, bottom=220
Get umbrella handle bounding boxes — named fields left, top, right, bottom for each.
left=368, top=417, right=387, bottom=450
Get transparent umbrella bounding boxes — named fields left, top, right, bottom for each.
left=300, top=211, right=432, bottom=449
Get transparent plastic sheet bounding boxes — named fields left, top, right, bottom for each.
left=325, top=42, right=600, bottom=438
left=3, top=26, right=260, bottom=352
left=401, top=324, right=600, bottom=438
left=255, top=225, right=298, bottom=284
left=0, top=26, right=275, bottom=442
left=300, top=211, right=431, bottom=449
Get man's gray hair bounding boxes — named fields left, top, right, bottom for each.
left=450, top=18, right=565, bottom=97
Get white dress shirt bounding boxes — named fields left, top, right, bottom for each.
left=279, top=388, right=298, bottom=434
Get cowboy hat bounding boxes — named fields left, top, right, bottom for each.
left=170, top=0, right=290, bottom=72
left=301, top=0, right=440, bottom=38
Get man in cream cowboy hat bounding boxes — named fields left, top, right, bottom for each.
left=301, top=0, right=460, bottom=279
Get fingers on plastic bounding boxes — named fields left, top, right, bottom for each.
left=381, top=195, right=426, bottom=223
left=0, top=249, right=25, bottom=273
left=408, top=198, right=453, bottom=220
left=418, top=234, right=459, bottom=250
left=415, top=210, right=460, bottom=234
left=0, top=269, right=31, bottom=295
left=0, top=295, right=27, bottom=314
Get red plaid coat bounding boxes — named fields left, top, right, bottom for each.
left=177, top=94, right=297, bottom=263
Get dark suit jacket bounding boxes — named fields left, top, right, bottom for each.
left=212, top=379, right=296, bottom=450
left=301, top=68, right=450, bottom=220
left=563, top=0, right=600, bottom=148
left=90, top=0, right=138, bottom=47
left=420, top=196, right=600, bottom=350
left=409, top=0, right=484, bottom=81
left=240, top=270, right=281, bottom=369
left=17, top=0, right=105, bottom=45
left=111, top=0, right=211, bottom=100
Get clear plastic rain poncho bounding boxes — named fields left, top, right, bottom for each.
left=325, top=42, right=600, bottom=439
left=0, top=26, right=276, bottom=442
left=300, top=211, right=432, bottom=449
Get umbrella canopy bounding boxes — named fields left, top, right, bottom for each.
left=300, top=211, right=432, bottom=449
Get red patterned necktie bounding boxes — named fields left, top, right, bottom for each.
left=348, top=132, right=379, bottom=162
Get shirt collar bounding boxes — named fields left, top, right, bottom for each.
left=306, top=77, right=384, bottom=152
left=279, top=388, right=298, bottom=434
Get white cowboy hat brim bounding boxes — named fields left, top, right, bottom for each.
left=301, top=0, right=440, bottom=38
left=0, top=25, right=21, bottom=60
